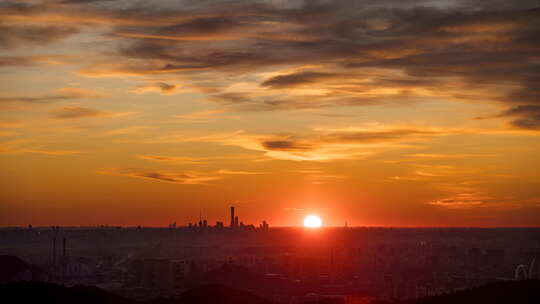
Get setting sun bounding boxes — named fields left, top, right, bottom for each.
left=303, top=215, right=322, bottom=228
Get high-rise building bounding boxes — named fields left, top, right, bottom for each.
left=230, top=206, right=235, bottom=228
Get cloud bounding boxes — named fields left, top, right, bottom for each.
left=0, top=131, right=17, bottom=137
left=57, top=0, right=114, bottom=4
left=390, top=164, right=480, bottom=182
left=319, top=113, right=356, bottom=118
left=0, top=88, right=104, bottom=103
left=217, top=169, right=265, bottom=175
left=0, top=55, right=75, bottom=68
left=0, top=24, right=78, bottom=49
left=0, top=121, right=24, bottom=128
left=307, top=174, right=345, bottom=184
left=208, top=91, right=385, bottom=112
left=102, top=126, right=152, bottom=136
left=0, top=1, right=172, bottom=27
left=0, top=139, right=81, bottom=155
left=114, top=15, right=249, bottom=41
left=51, top=106, right=135, bottom=119
left=261, top=139, right=314, bottom=152
left=98, top=168, right=222, bottom=184
left=406, top=153, right=495, bottom=159
left=175, top=109, right=228, bottom=120
left=426, top=191, right=526, bottom=209
left=137, top=154, right=260, bottom=165
left=428, top=192, right=487, bottom=208
left=130, top=82, right=178, bottom=95
left=293, top=168, right=345, bottom=184
left=504, top=106, right=540, bottom=129
left=154, top=124, right=465, bottom=161
left=2, top=1, right=539, bottom=127
left=0, top=95, right=71, bottom=103
left=477, top=105, right=540, bottom=130
left=22, top=149, right=82, bottom=155
left=50, top=107, right=106, bottom=119
left=261, top=71, right=337, bottom=89
left=56, top=87, right=105, bottom=99
left=102, top=2, right=540, bottom=123
left=137, top=155, right=208, bottom=165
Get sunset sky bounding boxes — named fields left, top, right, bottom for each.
left=1, top=0, right=539, bottom=227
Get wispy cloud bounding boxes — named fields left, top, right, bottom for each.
left=428, top=192, right=488, bottom=208
left=0, top=121, right=24, bottom=129
left=0, top=131, right=17, bottom=137
left=426, top=191, right=527, bottom=210
left=406, top=153, right=496, bottom=159
left=175, top=109, right=229, bottom=120
left=306, top=174, right=345, bottom=184
left=0, top=23, right=78, bottom=49
left=0, top=55, right=76, bottom=68
left=476, top=105, right=540, bottom=130
left=0, top=139, right=81, bottom=155
left=292, top=168, right=345, bottom=184
left=0, top=88, right=104, bottom=103
left=51, top=106, right=136, bottom=119
left=130, top=82, right=178, bottom=95
left=137, top=153, right=260, bottom=165
left=180, top=125, right=466, bottom=161
left=137, top=155, right=208, bottom=165
left=217, top=169, right=265, bottom=175
left=22, top=149, right=82, bottom=156
left=102, top=126, right=153, bottom=136
left=98, top=168, right=222, bottom=185
left=133, top=124, right=477, bottom=161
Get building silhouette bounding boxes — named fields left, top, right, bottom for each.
left=230, top=206, right=235, bottom=228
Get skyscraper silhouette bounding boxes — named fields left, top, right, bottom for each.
left=230, top=206, right=235, bottom=228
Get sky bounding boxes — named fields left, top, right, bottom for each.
left=1, top=0, right=539, bottom=227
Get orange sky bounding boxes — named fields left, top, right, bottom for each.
left=1, top=0, right=539, bottom=227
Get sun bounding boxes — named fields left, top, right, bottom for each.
left=304, top=215, right=322, bottom=228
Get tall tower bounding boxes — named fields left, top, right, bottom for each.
left=230, top=206, right=235, bottom=228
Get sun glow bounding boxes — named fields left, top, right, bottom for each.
left=303, top=215, right=322, bottom=228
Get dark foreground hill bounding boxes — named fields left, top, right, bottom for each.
left=1, top=280, right=539, bottom=304
left=0, top=255, right=46, bottom=282
left=0, top=282, right=130, bottom=304
left=375, top=280, right=540, bottom=304
left=0, top=281, right=272, bottom=304
left=164, top=284, right=272, bottom=304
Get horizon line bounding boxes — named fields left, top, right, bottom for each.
left=3, top=225, right=540, bottom=229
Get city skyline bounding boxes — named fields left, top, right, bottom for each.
left=1, top=0, right=540, bottom=227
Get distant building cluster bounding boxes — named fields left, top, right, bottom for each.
left=185, top=206, right=269, bottom=231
